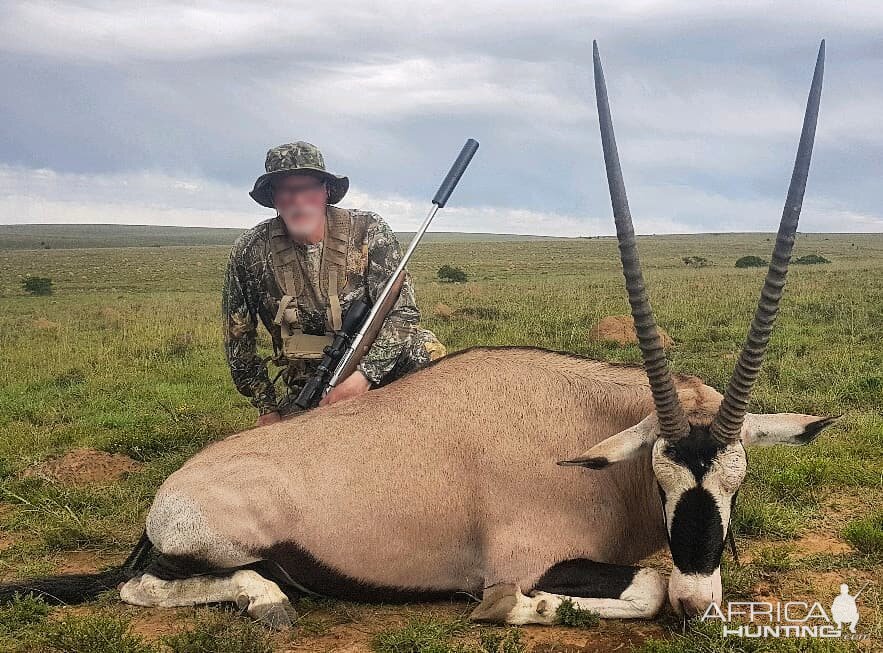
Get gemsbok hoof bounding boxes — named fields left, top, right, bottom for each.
left=248, top=601, right=299, bottom=631
left=470, top=583, right=520, bottom=623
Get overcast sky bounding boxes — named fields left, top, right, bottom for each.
left=1, top=1, right=880, bottom=235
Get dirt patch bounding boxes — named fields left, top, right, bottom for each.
left=53, top=549, right=120, bottom=575
left=433, top=302, right=455, bottom=319
left=523, top=620, right=665, bottom=652
left=23, top=448, right=142, bottom=485
left=129, top=607, right=199, bottom=640
left=793, top=532, right=853, bottom=557
left=589, top=315, right=674, bottom=348
left=819, top=490, right=883, bottom=529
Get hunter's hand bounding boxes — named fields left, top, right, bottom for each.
left=320, top=371, right=371, bottom=407
left=256, top=411, right=281, bottom=427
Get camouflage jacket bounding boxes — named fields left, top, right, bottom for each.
left=222, top=209, right=420, bottom=414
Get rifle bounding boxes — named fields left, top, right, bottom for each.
left=293, top=138, right=479, bottom=409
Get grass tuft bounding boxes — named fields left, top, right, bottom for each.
left=38, top=613, right=154, bottom=653
left=753, top=544, right=797, bottom=573
left=162, top=609, right=273, bottom=653
left=0, top=593, right=52, bottom=640
left=477, top=628, right=525, bottom=653
left=842, top=511, right=883, bottom=555
left=372, top=617, right=470, bottom=653
left=554, top=597, right=600, bottom=628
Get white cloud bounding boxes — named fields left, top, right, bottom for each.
left=2, top=164, right=875, bottom=236
left=0, top=1, right=881, bottom=233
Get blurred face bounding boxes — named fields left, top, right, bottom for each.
left=273, top=174, right=327, bottom=237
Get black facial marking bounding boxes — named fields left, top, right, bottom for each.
left=663, top=424, right=727, bottom=483
left=558, top=456, right=610, bottom=469
left=533, top=559, right=638, bottom=599
left=795, top=416, right=838, bottom=444
left=669, top=487, right=725, bottom=574
left=657, top=484, right=670, bottom=543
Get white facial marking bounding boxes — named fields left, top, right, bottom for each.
left=669, top=567, right=723, bottom=616
left=651, top=439, right=746, bottom=535
left=703, top=444, right=747, bottom=531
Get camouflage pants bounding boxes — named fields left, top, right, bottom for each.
left=277, top=327, right=445, bottom=415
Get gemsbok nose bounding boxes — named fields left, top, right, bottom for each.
left=668, top=568, right=722, bottom=617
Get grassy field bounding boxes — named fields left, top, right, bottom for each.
left=0, top=228, right=881, bottom=651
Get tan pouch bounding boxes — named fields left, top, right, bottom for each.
left=281, top=330, right=334, bottom=360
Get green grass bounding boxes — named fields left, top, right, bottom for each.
left=752, top=545, right=797, bottom=573
left=38, top=613, right=155, bottom=653
left=842, top=512, right=883, bottom=555
left=371, top=617, right=526, bottom=653
left=555, top=597, right=600, bottom=628
left=371, top=617, right=471, bottom=653
left=0, top=229, right=881, bottom=650
left=634, top=618, right=864, bottom=652
left=161, top=609, right=274, bottom=653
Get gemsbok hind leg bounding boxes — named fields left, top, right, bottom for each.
left=120, top=568, right=297, bottom=630
left=471, top=559, right=666, bottom=624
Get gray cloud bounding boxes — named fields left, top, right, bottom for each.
left=0, top=1, right=881, bottom=234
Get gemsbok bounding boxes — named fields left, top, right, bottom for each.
left=1, top=41, right=831, bottom=628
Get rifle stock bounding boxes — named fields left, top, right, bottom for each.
left=332, top=275, right=404, bottom=382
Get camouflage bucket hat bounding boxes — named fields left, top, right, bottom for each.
left=250, top=141, right=349, bottom=208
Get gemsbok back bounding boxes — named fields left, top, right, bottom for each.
left=1, top=41, right=832, bottom=628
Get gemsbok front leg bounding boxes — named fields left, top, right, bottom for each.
left=471, top=560, right=667, bottom=625
left=120, top=569, right=297, bottom=630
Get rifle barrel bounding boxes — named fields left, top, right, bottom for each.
left=327, top=203, right=439, bottom=388
left=326, top=138, right=478, bottom=389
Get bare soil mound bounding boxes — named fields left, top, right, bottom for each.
left=589, top=315, right=674, bottom=348
left=33, top=317, right=60, bottom=330
left=432, top=302, right=454, bottom=319
left=23, top=448, right=142, bottom=485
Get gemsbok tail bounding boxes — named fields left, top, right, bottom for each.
left=0, top=530, right=153, bottom=604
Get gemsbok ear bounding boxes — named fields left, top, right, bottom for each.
left=558, top=414, right=658, bottom=469
left=742, top=413, right=838, bottom=447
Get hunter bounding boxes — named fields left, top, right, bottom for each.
left=223, top=142, right=446, bottom=426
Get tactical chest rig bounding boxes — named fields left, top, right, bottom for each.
left=268, top=207, right=366, bottom=363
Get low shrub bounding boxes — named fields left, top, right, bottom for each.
left=735, top=256, right=767, bottom=268
left=682, top=256, right=710, bottom=268
left=22, top=276, right=53, bottom=295
left=438, top=264, right=468, bottom=283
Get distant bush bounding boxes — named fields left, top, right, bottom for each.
left=793, top=254, right=831, bottom=265
left=682, top=256, right=710, bottom=268
left=22, top=276, right=53, bottom=295
left=437, top=264, right=467, bottom=283
left=735, top=255, right=767, bottom=268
